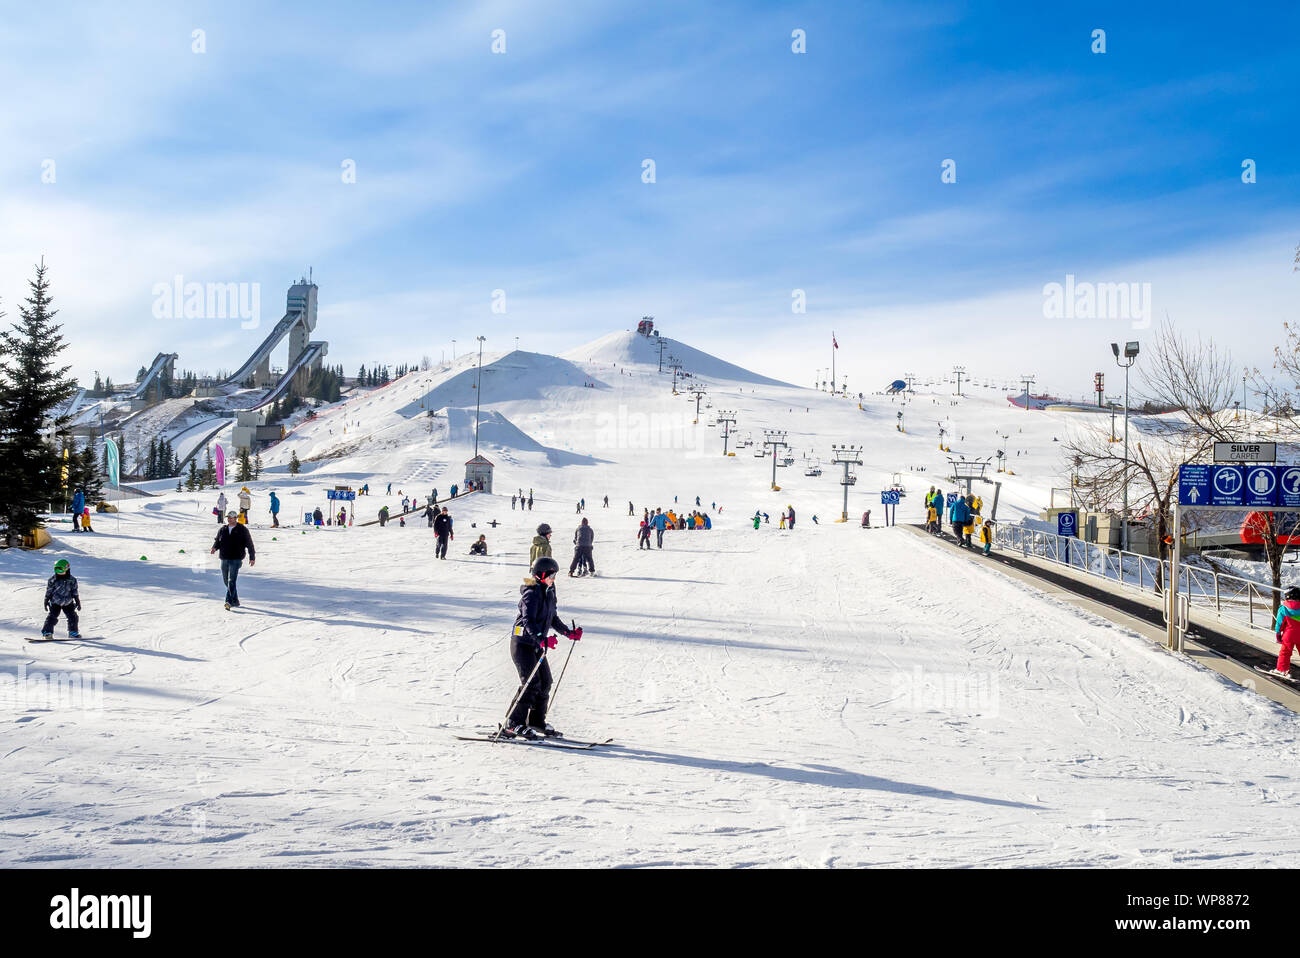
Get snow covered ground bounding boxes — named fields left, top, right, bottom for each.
left=3, top=331, right=1298, bottom=867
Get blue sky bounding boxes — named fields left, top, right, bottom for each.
left=1, top=0, right=1296, bottom=397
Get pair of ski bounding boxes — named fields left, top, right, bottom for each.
left=1253, top=665, right=1298, bottom=686
left=454, top=728, right=613, bottom=751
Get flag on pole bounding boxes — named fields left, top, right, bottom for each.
left=215, top=444, right=226, bottom=487
left=105, top=438, right=120, bottom=488
left=833, top=333, right=839, bottom=349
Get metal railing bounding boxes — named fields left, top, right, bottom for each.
left=993, top=524, right=1282, bottom=635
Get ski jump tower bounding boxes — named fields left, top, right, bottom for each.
left=223, top=276, right=328, bottom=408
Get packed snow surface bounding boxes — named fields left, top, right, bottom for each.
left=2, top=333, right=1297, bottom=866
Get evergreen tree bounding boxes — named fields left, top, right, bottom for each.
left=104, top=375, right=113, bottom=394
left=289, top=449, right=301, bottom=475
left=253, top=453, right=263, bottom=479
left=202, top=449, right=216, bottom=488
left=358, top=365, right=366, bottom=386
left=78, top=441, right=103, bottom=504
left=147, top=437, right=159, bottom=479
left=236, top=447, right=252, bottom=483
left=0, top=260, right=79, bottom=539
left=186, top=458, right=198, bottom=492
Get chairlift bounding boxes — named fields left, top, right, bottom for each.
left=889, top=472, right=907, bottom=495
left=804, top=465, right=822, bottom=477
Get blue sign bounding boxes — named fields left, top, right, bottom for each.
left=946, top=492, right=959, bottom=508
left=1057, top=511, right=1078, bottom=537
left=1210, top=465, right=1245, bottom=506
left=326, top=489, right=356, bottom=501
left=1178, top=464, right=1211, bottom=506
left=1244, top=466, right=1279, bottom=507
left=1279, top=467, right=1300, bottom=509
left=881, top=490, right=900, bottom=505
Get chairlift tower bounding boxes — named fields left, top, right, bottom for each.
left=953, top=365, right=967, bottom=397
left=830, top=444, right=863, bottom=521
left=716, top=409, right=737, bottom=455
left=1020, top=374, right=1035, bottom=411
left=762, top=429, right=788, bottom=490
left=688, top=384, right=708, bottom=424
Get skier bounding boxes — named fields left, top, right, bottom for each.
left=211, top=511, right=255, bottom=609
left=81, top=507, right=94, bottom=533
left=1267, top=586, right=1300, bottom=681
left=387, top=482, right=392, bottom=495
left=949, top=494, right=972, bottom=546
left=41, top=559, right=82, bottom=639
left=433, top=507, right=453, bottom=559
left=501, top=556, right=582, bottom=739
left=752, top=514, right=761, bottom=530
left=238, top=486, right=252, bottom=524
left=71, top=487, right=85, bottom=532
left=402, top=496, right=410, bottom=513
left=432, top=488, right=439, bottom=505
left=638, top=517, right=652, bottom=549
left=603, top=495, right=609, bottom=508
left=470, top=534, right=488, bottom=556
left=512, top=494, right=517, bottom=510
left=530, top=523, right=553, bottom=564
left=269, top=491, right=280, bottom=528
left=570, top=518, right=595, bottom=577
left=378, top=505, right=389, bottom=527
left=337, top=506, right=347, bottom=527
left=980, top=519, right=995, bottom=556
left=215, top=491, right=228, bottom=524
left=313, top=507, right=324, bottom=527
left=651, top=508, right=668, bottom=548
left=527, top=494, right=534, bottom=510
left=695, top=496, right=700, bottom=507
left=787, top=505, right=796, bottom=530
left=451, top=483, right=459, bottom=498
left=424, top=502, right=436, bottom=527
left=628, top=501, right=634, bottom=515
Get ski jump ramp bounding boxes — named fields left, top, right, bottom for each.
left=252, top=341, right=329, bottom=409
left=223, top=278, right=323, bottom=390
left=133, top=352, right=178, bottom=400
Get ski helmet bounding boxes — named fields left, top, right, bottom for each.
left=537, top=523, right=552, bottom=537
left=531, top=556, right=559, bottom=579
left=54, top=559, right=70, bottom=574
left=1285, top=587, right=1300, bottom=602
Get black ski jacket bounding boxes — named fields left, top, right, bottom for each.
left=512, top=578, right=572, bottom=647
left=212, top=523, right=255, bottom=561
left=433, top=513, right=453, bottom=537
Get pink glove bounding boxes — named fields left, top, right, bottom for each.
left=541, top=636, right=557, bottom=650
left=569, top=627, right=583, bottom=642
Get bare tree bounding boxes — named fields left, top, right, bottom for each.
left=1138, top=320, right=1238, bottom=441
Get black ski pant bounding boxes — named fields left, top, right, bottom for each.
left=951, top=521, right=966, bottom=544
left=42, top=603, right=79, bottom=634
left=656, top=529, right=664, bottom=548
left=508, top=639, right=552, bottom=727
left=639, top=534, right=651, bottom=549
left=436, top=533, right=449, bottom=559
left=569, top=545, right=594, bottom=574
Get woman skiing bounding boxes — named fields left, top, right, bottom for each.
left=502, top=556, right=582, bottom=739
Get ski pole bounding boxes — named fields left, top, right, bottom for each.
left=548, top=620, right=578, bottom=713
left=494, top=641, right=548, bottom=741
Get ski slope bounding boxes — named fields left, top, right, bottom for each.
left=2, top=330, right=1297, bottom=867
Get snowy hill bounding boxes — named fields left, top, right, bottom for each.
left=4, top=332, right=1299, bottom=868
left=563, top=330, right=793, bottom=387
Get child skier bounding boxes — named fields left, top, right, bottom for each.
left=470, top=534, right=488, bottom=556
left=41, top=559, right=82, bottom=639
left=638, top=518, right=652, bottom=549
left=1268, top=586, right=1300, bottom=681
left=502, top=556, right=582, bottom=739
left=980, top=519, right=994, bottom=556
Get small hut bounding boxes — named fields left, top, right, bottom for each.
left=464, top=454, right=495, bottom=494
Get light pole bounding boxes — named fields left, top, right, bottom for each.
left=717, top=410, right=737, bottom=455
left=452, top=339, right=457, bottom=361
left=763, top=429, right=788, bottom=490
left=473, top=336, right=486, bottom=458
left=1111, top=341, right=1140, bottom=552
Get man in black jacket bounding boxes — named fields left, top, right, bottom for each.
left=433, top=507, right=453, bottom=559
left=210, top=511, right=256, bottom=609
left=503, top=557, right=581, bottom=739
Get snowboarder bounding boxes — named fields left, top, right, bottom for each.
left=501, top=556, right=582, bottom=739
left=434, top=507, right=453, bottom=559
left=269, top=491, right=280, bottom=528
left=569, top=518, right=595, bottom=577
left=41, top=559, right=82, bottom=638
left=470, top=534, right=488, bottom=556
left=215, top=492, right=228, bottom=524
left=530, top=523, right=553, bottom=564
left=211, top=511, right=255, bottom=609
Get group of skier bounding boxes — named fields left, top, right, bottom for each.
left=923, top=486, right=994, bottom=556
